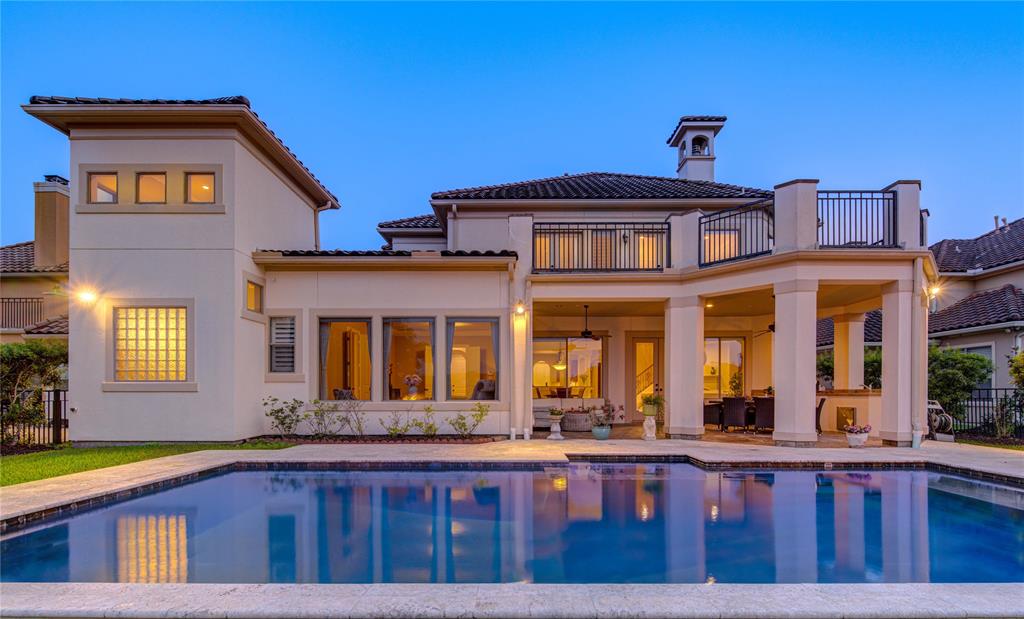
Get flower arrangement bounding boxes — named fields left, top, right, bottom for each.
left=589, top=400, right=626, bottom=428
left=548, top=407, right=565, bottom=418
left=403, top=374, right=423, bottom=388
left=843, top=424, right=872, bottom=434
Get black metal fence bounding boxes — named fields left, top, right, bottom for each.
left=698, top=198, right=775, bottom=267
left=533, top=222, right=669, bottom=272
left=1, top=297, right=44, bottom=329
left=817, top=191, right=898, bottom=249
left=1, top=389, right=68, bottom=445
left=953, top=388, right=1023, bottom=439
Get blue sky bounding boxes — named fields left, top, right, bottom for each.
left=2, top=2, right=1022, bottom=249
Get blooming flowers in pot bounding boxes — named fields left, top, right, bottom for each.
left=843, top=424, right=872, bottom=448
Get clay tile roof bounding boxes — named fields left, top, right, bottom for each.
left=26, top=96, right=337, bottom=204
left=929, top=217, right=1024, bottom=273
left=377, top=214, right=441, bottom=229
left=0, top=241, right=68, bottom=274
left=23, top=315, right=69, bottom=336
left=431, top=172, right=769, bottom=201
left=267, top=249, right=516, bottom=258
left=816, top=310, right=883, bottom=347
left=929, top=285, right=1024, bottom=334
left=666, top=116, right=728, bottom=144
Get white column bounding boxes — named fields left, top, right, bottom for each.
left=833, top=313, right=866, bottom=390
left=772, top=279, right=819, bottom=446
left=773, top=179, right=819, bottom=252
left=665, top=296, right=704, bottom=438
left=670, top=211, right=702, bottom=270
left=772, top=472, right=818, bottom=583
left=511, top=306, right=531, bottom=439
left=881, top=280, right=914, bottom=446
left=884, top=180, right=923, bottom=250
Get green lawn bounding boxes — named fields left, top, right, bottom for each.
left=0, top=441, right=291, bottom=487
left=956, top=439, right=1024, bottom=451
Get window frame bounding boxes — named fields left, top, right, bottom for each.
left=265, top=309, right=304, bottom=382
left=702, top=336, right=745, bottom=400
left=87, top=172, right=119, bottom=204
left=318, top=317, right=373, bottom=400
left=383, top=317, right=436, bottom=401
left=241, top=272, right=267, bottom=323
left=134, top=172, right=167, bottom=204
left=103, top=298, right=196, bottom=392
left=185, top=172, right=216, bottom=204
left=531, top=334, right=605, bottom=399
left=445, top=317, right=499, bottom=401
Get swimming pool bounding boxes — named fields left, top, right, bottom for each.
left=3, top=464, right=1022, bottom=584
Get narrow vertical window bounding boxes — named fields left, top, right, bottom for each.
left=319, top=319, right=371, bottom=400
left=136, top=173, right=166, bottom=204
left=114, top=306, right=187, bottom=382
left=447, top=319, right=498, bottom=400
left=384, top=318, right=434, bottom=400
left=186, top=173, right=215, bottom=204
left=246, top=281, right=264, bottom=314
left=88, top=173, right=118, bottom=203
left=269, top=317, right=296, bottom=373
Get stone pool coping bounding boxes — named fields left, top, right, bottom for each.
left=1, top=582, right=1022, bottom=618
left=2, top=439, right=1022, bottom=534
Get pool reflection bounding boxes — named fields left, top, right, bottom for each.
left=3, top=465, right=1022, bottom=583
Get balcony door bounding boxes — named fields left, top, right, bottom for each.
left=630, top=337, right=663, bottom=423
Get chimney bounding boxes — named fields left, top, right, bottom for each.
left=33, top=175, right=70, bottom=268
left=666, top=116, right=727, bottom=182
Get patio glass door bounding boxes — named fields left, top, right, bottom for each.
left=632, top=338, right=663, bottom=422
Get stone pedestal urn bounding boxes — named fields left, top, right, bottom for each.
left=548, top=417, right=564, bottom=441
left=642, top=415, right=657, bottom=441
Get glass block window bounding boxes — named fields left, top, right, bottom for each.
left=114, top=307, right=188, bottom=382
left=269, top=316, right=296, bottom=373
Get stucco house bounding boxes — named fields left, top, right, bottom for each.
left=23, top=96, right=936, bottom=446
left=817, top=218, right=1023, bottom=390
left=0, top=175, right=70, bottom=343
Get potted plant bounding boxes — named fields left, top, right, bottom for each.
left=641, top=394, right=664, bottom=418
left=843, top=423, right=871, bottom=448
left=547, top=407, right=564, bottom=441
left=589, top=404, right=617, bottom=440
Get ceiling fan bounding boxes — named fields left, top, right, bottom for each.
left=754, top=323, right=776, bottom=338
left=579, top=304, right=602, bottom=340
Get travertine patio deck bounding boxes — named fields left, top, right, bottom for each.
left=2, top=439, right=1021, bottom=618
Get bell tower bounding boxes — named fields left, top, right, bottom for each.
left=666, top=115, right=726, bottom=182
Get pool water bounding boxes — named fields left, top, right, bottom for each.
left=3, top=465, right=1022, bottom=584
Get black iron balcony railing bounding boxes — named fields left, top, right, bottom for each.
left=698, top=198, right=775, bottom=268
left=1, top=297, right=44, bottom=329
left=817, top=190, right=898, bottom=249
left=533, top=222, right=669, bottom=273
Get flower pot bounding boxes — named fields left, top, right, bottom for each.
left=592, top=425, right=611, bottom=440
left=846, top=432, right=869, bottom=448
left=642, top=404, right=658, bottom=417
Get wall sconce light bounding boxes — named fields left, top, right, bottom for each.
left=929, top=285, right=941, bottom=298
left=515, top=300, right=526, bottom=315
left=74, top=289, right=98, bottom=305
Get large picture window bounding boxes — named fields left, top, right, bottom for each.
left=532, top=337, right=603, bottom=399
left=319, top=319, right=371, bottom=400
left=703, top=337, right=744, bottom=399
left=114, top=306, right=187, bottom=382
left=384, top=318, right=434, bottom=400
left=447, top=319, right=498, bottom=400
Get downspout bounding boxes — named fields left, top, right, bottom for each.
left=314, top=200, right=338, bottom=251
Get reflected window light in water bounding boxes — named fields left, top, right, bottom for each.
left=706, top=575, right=717, bottom=585
left=710, top=504, right=719, bottom=522
left=552, top=476, right=567, bottom=491
left=640, top=503, right=650, bottom=522
left=116, top=514, right=188, bottom=583
left=450, top=521, right=466, bottom=536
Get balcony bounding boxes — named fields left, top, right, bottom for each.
left=1, top=297, right=44, bottom=329
left=698, top=188, right=905, bottom=268
left=533, top=222, right=669, bottom=273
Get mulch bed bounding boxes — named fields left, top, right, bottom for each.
left=956, top=435, right=1024, bottom=447
left=260, top=435, right=505, bottom=445
left=0, top=443, right=56, bottom=456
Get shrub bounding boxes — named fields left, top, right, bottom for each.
left=307, top=400, right=342, bottom=437
left=411, top=405, right=439, bottom=437
left=380, top=411, right=412, bottom=438
left=1009, top=351, right=1024, bottom=389
left=1, top=341, right=68, bottom=444
left=449, top=403, right=489, bottom=438
left=816, top=351, right=834, bottom=383
left=927, top=346, right=993, bottom=418
left=262, top=397, right=305, bottom=438
left=863, top=347, right=882, bottom=388
left=727, top=370, right=743, bottom=397
left=338, top=398, right=367, bottom=436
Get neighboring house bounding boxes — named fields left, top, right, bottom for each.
left=24, top=98, right=936, bottom=446
left=817, top=218, right=1023, bottom=389
left=0, top=175, right=70, bottom=342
